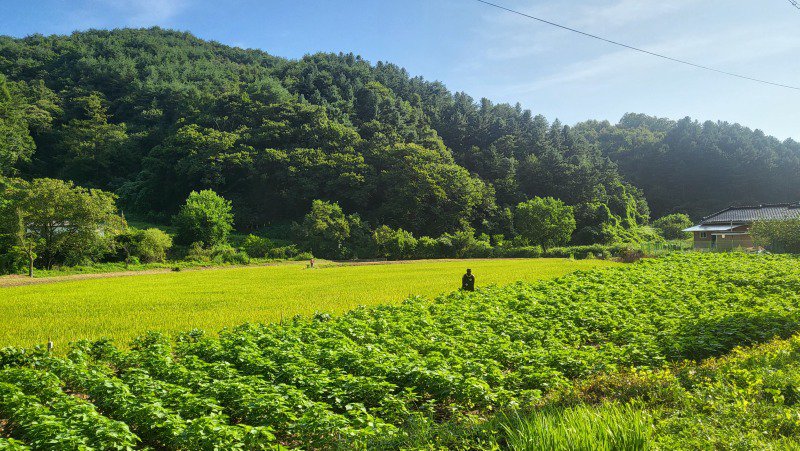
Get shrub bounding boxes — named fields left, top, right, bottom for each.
left=751, top=218, right=800, bottom=253
left=373, top=225, right=417, bottom=260
left=619, top=248, right=645, bottom=263
left=415, top=236, right=441, bottom=259
left=211, top=245, right=249, bottom=265
left=515, top=197, right=576, bottom=250
left=185, top=242, right=212, bottom=262
left=652, top=214, right=693, bottom=240
left=133, top=228, right=172, bottom=263
left=241, top=234, right=273, bottom=258
left=186, top=243, right=249, bottom=264
left=449, top=228, right=477, bottom=258
left=292, top=200, right=351, bottom=259
left=268, top=244, right=301, bottom=259
left=463, top=240, right=494, bottom=258
left=495, top=245, right=543, bottom=258
left=173, top=190, right=234, bottom=246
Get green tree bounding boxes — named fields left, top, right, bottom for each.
left=653, top=213, right=693, bottom=240
left=173, top=190, right=234, bottom=246
left=3, top=178, right=122, bottom=270
left=293, top=200, right=351, bottom=259
left=133, top=228, right=173, bottom=263
left=372, top=225, right=417, bottom=260
left=55, top=92, right=130, bottom=187
left=0, top=75, right=35, bottom=175
left=514, top=197, right=576, bottom=250
left=241, top=234, right=274, bottom=258
left=752, top=219, right=800, bottom=253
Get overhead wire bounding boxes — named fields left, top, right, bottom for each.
left=473, top=0, right=800, bottom=91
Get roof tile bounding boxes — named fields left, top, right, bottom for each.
left=701, top=204, right=800, bottom=224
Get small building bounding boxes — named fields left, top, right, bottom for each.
left=683, top=203, right=800, bottom=250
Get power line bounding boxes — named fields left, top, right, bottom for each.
left=473, top=0, right=800, bottom=91
left=789, top=0, right=800, bottom=10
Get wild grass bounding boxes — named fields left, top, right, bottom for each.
left=498, top=403, right=653, bottom=451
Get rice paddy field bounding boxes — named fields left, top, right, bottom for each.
left=0, top=258, right=615, bottom=348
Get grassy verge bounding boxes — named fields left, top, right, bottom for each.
left=16, top=256, right=307, bottom=278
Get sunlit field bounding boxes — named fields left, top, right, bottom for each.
left=0, top=258, right=616, bottom=348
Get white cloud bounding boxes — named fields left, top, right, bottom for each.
left=572, top=0, right=697, bottom=29
left=492, top=21, right=800, bottom=95
left=471, top=0, right=698, bottom=62
left=94, top=0, right=189, bottom=26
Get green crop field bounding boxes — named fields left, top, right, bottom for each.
left=0, top=258, right=615, bottom=348
left=3, top=253, right=800, bottom=449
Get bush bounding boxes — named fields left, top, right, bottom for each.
left=619, top=248, right=645, bottom=263
left=241, top=234, right=273, bottom=258
left=463, top=240, right=494, bottom=258
left=211, top=245, right=249, bottom=265
left=185, top=242, right=212, bottom=262
left=173, top=190, right=234, bottom=246
left=292, top=200, right=351, bottom=259
left=185, top=242, right=249, bottom=264
left=515, top=197, right=576, bottom=249
left=133, top=228, right=172, bottom=263
left=751, top=218, right=800, bottom=253
left=415, top=236, right=441, bottom=259
left=267, top=245, right=301, bottom=259
left=373, top=225, right=417, bottom=260
left=652, top=214, right=693, bottom=240
left=494, top=246, right=543, bottom=258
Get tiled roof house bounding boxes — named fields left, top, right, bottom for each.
left=683, top=203, right=800, bottom=250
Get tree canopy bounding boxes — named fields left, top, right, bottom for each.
left=514, top=197, right=576, bottom=250
left=173, top=190, right=234, bottom=246
left=0, top=28, right=796, bottom=243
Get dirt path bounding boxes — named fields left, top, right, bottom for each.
left=0, top=269, right=176, bottom=287
left=0, top=261, right=306, bottom=288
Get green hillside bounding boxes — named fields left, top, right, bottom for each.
left=2, top=28, right=798, bottom=238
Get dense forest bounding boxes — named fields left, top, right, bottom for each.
left=1, top=28, right=799, bottom=244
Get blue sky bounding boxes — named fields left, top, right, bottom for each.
left=3, top=0, right=799, bottom=140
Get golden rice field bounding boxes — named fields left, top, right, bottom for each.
left=0, top=258, right=617, bottom=349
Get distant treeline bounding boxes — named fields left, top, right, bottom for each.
left=1, top=28, right=798, bottom=242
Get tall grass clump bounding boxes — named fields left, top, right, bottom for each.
left=499, top=403, right=652, bottom=451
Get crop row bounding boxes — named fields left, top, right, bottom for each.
left=2, top=253, right=800, bottom=449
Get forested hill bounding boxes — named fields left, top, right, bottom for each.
left=1, top=28, right=798, bottom=239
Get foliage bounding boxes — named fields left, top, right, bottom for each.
left=498, top=403, right=652, bottom=451
left=652, top=213, right=692, bottom=240
left=0, top=178, right=122, bottom=270
left=2, top=254, right=800, bottom=448
left=3, top=28, right=799, bottom=245
left=0, top=28, right=658, bottom=240
left=514, top=197, right=576, bottom=249
left=292, top=200, right=350, bottom=259
left=751, top=218, right=800, bottom=253
left=575, top=114, right=800, bottom=219
left=173, top=190, right=234, bottom=246
left=132, top=228, right=173, bottom=263
left=241, top=234, right=274, bottom=258
left=372, top=225, right=417, bottom=260
left=0, top=75, right=35, bottom=176
left=185, top=243, right=248, bottom=265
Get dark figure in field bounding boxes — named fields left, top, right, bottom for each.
left=462, top=269, right=475, bottom=291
